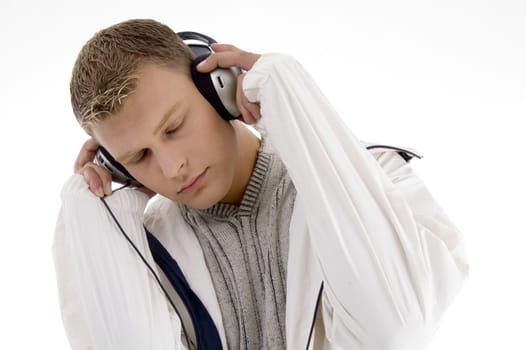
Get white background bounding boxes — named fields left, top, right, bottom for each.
left=1, top=0, right=525, bottom=348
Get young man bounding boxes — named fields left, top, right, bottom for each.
left=53, top=19, right=469, bottom=349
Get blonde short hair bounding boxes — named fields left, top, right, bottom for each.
left=70, top=19, right=194, bottom=131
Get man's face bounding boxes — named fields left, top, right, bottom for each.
left=92, top=63, right=239, bottom=209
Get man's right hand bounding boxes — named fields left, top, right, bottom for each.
left=74, top=138, right=113, bottom=198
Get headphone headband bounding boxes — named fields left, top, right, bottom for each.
left=177, top=31, right=217, bottom=45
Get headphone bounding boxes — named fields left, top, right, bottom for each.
left=95, top=31, right=241, bottom=187
left=178, top=31, right=241, bottom=121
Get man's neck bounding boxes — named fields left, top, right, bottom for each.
left=219, top=121, right=261, bottom=205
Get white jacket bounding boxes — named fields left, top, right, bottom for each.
left=53, top=54, right=469, bottom=349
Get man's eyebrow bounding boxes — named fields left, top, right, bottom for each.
left=153, top=103, right=179, bottom=136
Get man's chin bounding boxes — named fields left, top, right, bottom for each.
left=163, top=192, right=222, bottom=210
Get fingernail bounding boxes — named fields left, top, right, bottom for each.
left=197, top=59, right=207, bottom=68
left=95, top=187, right=104, bottom=198
left=105, top=182, right=112, bottom=196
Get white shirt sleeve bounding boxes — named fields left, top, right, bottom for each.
left=243, top=54, right=469, bottom=349
left=52, top=174, right=184, bottom=350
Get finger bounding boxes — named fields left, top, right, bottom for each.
left=197, top=50, right=261, bottom=73
left=79, top=163, right=113, bottom=197
left=210, top=43, right=241, bottom=53
left=235, top=76, right=251, bottom=123
left=238, top=103, right=256, bottom=125
left=81, top=165, right=104, bottom=197
left=74, top=138, right=99, bottom=172
left=236, top=74, right=260, bottom=124
left=244, top=101, right=261, bottom=123
left=236, top=82, right=257, bottom=124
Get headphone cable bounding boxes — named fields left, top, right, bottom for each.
left=100, top=194, right=194, bottom=349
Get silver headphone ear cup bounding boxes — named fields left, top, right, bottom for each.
left=191, top=54, right=240, bottom=120
left=209, top=66, right=241, bottom=118
left=178, top=31, right=241, bottom=120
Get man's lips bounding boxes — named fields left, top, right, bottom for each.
left=177, top=168, right=208, bottom=194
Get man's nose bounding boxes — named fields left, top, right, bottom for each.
left=156, top=150, right=187, bottom=179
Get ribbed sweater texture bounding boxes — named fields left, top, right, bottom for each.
left=179, top=139, right=296, bottom=350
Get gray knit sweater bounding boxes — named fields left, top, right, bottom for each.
left=179, top=139, right=296, bottom=350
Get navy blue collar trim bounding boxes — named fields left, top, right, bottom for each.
left=146, top=229, right=223, bottom=350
